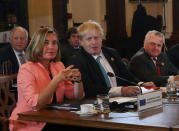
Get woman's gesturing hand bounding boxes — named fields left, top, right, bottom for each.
left=56, top=65, right=81, bottom=83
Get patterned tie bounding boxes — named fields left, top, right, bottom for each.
left=153, top=57, right=161, bottom=76
left=96, top=56, right=111, bottom=87
left=18, top=53, right=26, bottom=64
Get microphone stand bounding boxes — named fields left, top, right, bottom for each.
left=107, top=72, right=137, bottom=86
left=107, top=72, right=143, bottom=94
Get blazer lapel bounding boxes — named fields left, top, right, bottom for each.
left=101, top=48, right=119, bottom=83
left=102, top=49, right=118, bottom=75
left=157, top=55, right=165, bottom=75
left=144, top=50, right=158, bottom=74
left=8, top=46, right=19, bottom=73
left=82, top=49, right=107, bottom=86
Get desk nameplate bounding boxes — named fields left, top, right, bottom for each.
left=137, top=90, right=163, bottom=115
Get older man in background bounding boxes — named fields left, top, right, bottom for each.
left=0, top=26, right=28, bottom=74
left=129, top=30, right=179, bottom=87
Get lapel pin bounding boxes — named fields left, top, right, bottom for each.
left=161, top=62, right=165, bottom=66
left=111, top=57, right=115, bottom=61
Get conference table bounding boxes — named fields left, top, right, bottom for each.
left=17, top=98, right=179, bottom=131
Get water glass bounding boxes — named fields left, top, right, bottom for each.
left=174, top=81, right=179, bottom=97
left=80, top=104, right=95, bottom=113
left=166, top=82, right=177, bottom=101
left=96, top=94, right=110, bottom=114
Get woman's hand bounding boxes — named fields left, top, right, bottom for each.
left=56, top=65, right=81, bottom=83
left=70, top=68, right=81, bottom=83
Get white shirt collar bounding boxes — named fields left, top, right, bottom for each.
left=92, top=51, right=103, bottom=60
left=13, top=48, right=25, bottom=55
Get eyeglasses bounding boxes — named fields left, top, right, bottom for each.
left=12, top=37, right=26, bottom=41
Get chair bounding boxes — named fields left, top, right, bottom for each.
left=0, top=74, right=17, bottom=131
left=121, top=58, right=129, bottom=68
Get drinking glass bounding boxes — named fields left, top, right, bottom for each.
left=96, top=94, right=110, bottom=114
left=166, top=82, right=177, bottom=101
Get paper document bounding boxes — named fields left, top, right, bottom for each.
left=109, top=97, right=137, bottom=104
left=140, top=87, right=160, bottom=94
left=141, top=87, right=154, bottom=94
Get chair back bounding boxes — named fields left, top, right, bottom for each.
left=0, top=74, right=17, bottom=131
left=121, top=58, right=129, bottom=68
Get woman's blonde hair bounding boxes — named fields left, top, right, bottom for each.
left=26, top=26, right=61, bottom=62
left=77, top=20, right=104, bottom=39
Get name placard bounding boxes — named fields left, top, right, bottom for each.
left=137, top=90, right=162, bottom=115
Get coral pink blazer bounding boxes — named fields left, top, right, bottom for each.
left=9, top=62, right=74, bottom=131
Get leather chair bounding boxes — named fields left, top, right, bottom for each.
left=0, top=74, right=17, bottom=131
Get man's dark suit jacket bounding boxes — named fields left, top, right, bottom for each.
left=129, top=48, right=179, bottom=87
left=60, top=42, right=81, bottom=66
left=0, top=43, right=19, bottom=74
left=67, top=47, right=140, bottom=98
left=167, top=43, right=179, bottom=70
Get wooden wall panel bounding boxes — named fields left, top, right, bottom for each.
left=52, top=0, right=68, bottom=40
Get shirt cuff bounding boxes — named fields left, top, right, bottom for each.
left=74, top=82, right=80, bottom=87
left=137, top=82, right=144, bottom=87
left=108, top=86, right=122, bottom=97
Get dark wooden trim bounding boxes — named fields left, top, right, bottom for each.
left=105, top=0, right=128, bottom=58
left=166, top=0, right=179, bottom=48
left=52, top=0, right=68, bottom=40
left=105, top=0, right=127, bottom=53
left=106, top=0, right=127, bottom=44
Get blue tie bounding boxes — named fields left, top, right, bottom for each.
left=96, top=56, right=111, bottom=88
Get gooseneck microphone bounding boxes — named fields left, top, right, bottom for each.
left=107, top=72, right=137, bottom=86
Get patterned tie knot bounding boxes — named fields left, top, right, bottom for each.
left=153, top=57, right=157, bottom=62
left=96, top=56, right=101, bottom=62
left=153, top=57, right=159, bottom=65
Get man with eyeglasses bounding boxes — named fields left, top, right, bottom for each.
left=0, top=26, right=28, bottom=74
left=129, top=30, right=179, bottom=87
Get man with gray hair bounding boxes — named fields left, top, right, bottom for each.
left=129, top=30, right=179, bottom=87
left=0, top=26, right=28, bottom=74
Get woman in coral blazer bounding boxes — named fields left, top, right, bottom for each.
left=9, top=26, right=84, bottom=131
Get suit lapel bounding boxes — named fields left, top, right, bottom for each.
left=157, top=55, right=165, bottom=75
left=102, top=48, right=118, bottom=76
left=150, top=58, right=157, bottom=72
left=8, top=47, right=19, bottom=72
left=82, top=49, right=107, bottom=86
left=144, top=51, right=157, bottom=74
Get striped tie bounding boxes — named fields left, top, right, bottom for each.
left=19, top=53, right=26, bottom=64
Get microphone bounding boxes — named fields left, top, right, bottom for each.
left=107, top=72, right=137, bottom=86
